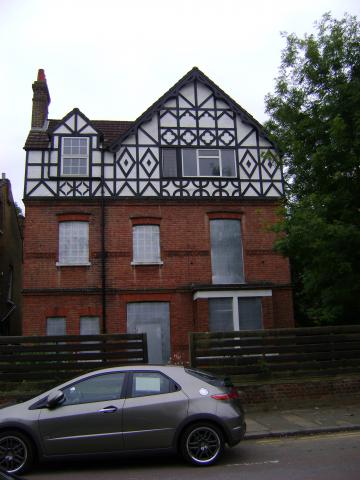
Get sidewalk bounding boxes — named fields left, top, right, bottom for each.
left=244, top=400, right=360, bottom=439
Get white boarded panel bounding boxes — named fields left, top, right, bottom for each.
left=236, top=117, right=256, bottom=146
left=120, top=133, right=136, bottom=146
left=263, top=183, right=282, bottom=197
left=104, top=166, right=114, bottom=177
left=216, top=99, right=229, bottom=109
left=28, top=182, right=55, bottom=196
left=53, top=137, right=59, bottom=148
left=139, top=181, right=160, bottom=196
left=140, top=116, right=159, bottom=141
left=198, top=112, right=216, bottom=128
left=115, top=182, right=137, bottom=196
left=49, top=165, right=57, bottom=177
left=258, top=136, right=273, bottom=147
left=92, top=166, right=101, bottom=177
left=243, top=182, right=261, bottom=196
left=163, top=98, right=177, bottom=108
left=179, top=83, right=195, bottom=106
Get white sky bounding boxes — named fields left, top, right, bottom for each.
left=1, top=0, right=359, bottom=210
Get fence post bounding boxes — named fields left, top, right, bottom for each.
left=142, top=333, right=148, bottom=364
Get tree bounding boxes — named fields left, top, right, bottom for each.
left=264, top=13, right=360, bottom=325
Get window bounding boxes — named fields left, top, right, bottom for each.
left=132, top=225, right=161, bottom=264
left=57, top=221, right=89, bottom=266
left=131, top=372, right=174, bottom=398
left=162, top=148, right=236, bottom=178
left=46, top=317, right=66, bottom=335
left=208, top=297, right=262, bottom=331
left=61, top=137, right=89, bottom=176
left=62, top=372, right=126, bottom=405
left=210, top=219, right=244, bottom=284
left=80, top=317, right=100, bottom=335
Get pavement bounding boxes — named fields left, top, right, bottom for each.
left=244, top=399, right=360, bottom=439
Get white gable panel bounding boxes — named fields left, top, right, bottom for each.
left=140, top=181, right=160, bottom=196
left=50, top=150, right=58, bottom=163
left=160, top=111, right=177, bottom=127
left=258, top=136, right=273, bottom=147
left=217, top=111, right=234, bottom=128
left=179, top=83, right=195, bottom=106
left=77, top=115, right=86, bottom=131
left=28, top=182, right=55, bottom=196
left=198, top=113, right=215, bottom=129
left=92, top=151, right=102, bottom=164
left=197, top=83, right=214, bottom=106
left=49, top=165, right=57, bottom=177
left=141, top=116, right=159, bottom=141
left=235, top=117, right=256, bottom=146
left=80, top=125, right=97, bottom=134
left=27, top=166, right=42, bottom=178
left=216, top=99, right=229, bottom=109
left=243, top=182, right=261, bottom=196
left=263, top=183, right=282, bottom=197
left=65, top=115, right=75, bottom=132
left=53, top=124, right=72, bottom=134
left=104, top=166, right=114, bottom=177
left=92, top=166, right=101, bottom=177
left=121, top=133, right=136, bottom=146
left=180, top=111, right=197, bottom=128
left=53, top=137, right=59, bottom=148
left=163, top=98, right=177, bottom=108
left=27, top=151, right=42, bottom=164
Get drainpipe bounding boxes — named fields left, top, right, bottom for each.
left=101, top=167, right=107, bottom=333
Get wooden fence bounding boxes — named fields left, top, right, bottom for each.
left=189, top=325, right=360, bottom=378
left=0, top=333, right=148, bottom=382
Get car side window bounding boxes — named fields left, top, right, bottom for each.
left=62, top=372, right=126, bottom=405
left=131, top=372, right=174, bottom=398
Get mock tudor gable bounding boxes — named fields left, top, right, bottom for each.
left=24, top=67, right=284, bottom=200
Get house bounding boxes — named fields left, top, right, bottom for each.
left=23, top=68, right=294, bottom=363
left=0, top=174, right=23, bottom=335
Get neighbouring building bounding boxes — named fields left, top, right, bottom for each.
left=0, top=174, right=23, bottom=335
left=23, top=68, right=294, bottom=362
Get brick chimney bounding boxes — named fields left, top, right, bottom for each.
left=31, top=69, right=51, bottom=130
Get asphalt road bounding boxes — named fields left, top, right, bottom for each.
left=26, top=431, right=360, bottom=480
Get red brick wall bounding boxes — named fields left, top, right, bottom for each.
left=23, top=198, right=294, bottom=352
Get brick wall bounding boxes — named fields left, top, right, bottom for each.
left=23, top=198, right=294, bottom=353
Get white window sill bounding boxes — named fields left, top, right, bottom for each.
left=131, top=261, right=164, bottom=266
left=56, top=262, right=91, bottom=267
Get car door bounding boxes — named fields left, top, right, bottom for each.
left=122, top=371, right=189, bottom=450
left=38, top=371, right=126, bottom=456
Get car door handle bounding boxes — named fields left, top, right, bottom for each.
left=98, top=406, right=118, bottom=413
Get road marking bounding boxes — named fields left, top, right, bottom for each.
left=226, top=460, right=280, bottom=467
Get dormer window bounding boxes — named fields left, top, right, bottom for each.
left=61, top=137, right=89, bottom=176
left=162, top=148, right=236, bottom=178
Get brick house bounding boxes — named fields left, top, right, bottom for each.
left=23, top=68, right=294, bottom=362
left=0, top=174, right=23, bottom=335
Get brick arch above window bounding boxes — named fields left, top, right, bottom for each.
left=207, top=211, right=243, bottom=220
left=56, top=212, right=91, bottom=222
left=130, top=216, right=162, bottom=226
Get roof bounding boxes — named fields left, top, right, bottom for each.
left=24, top=119, right=134, bottom=150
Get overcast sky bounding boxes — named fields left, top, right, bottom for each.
left=1, top=0, right=359, bottom=210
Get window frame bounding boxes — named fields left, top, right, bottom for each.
left=61, top=137, right=89, bottom=177
left=56, top=221, right=90, bottom=267
left=131, top=224, right=163, bottom=265
left=127, top=371, right=179, bottom=398
left=161, top=148, right=236, bottom=178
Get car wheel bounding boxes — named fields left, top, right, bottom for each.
left=0, top=430, right=35, bottom=474
left=180, top=422, right=224, bottom=466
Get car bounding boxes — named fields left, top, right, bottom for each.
left=0, top=467, right=25, bottom=480
left=0, top=365, right=246, bottom=474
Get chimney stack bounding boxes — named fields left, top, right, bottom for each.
left=31, top=69, right=51, bottom=130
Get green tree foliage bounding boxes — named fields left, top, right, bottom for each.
left=265, top=13, right=360, bottom=325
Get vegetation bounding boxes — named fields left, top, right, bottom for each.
left=265, top=13, right=360, bottom=325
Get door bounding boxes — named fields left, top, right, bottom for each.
left=127, top=302, right=170, bottom=364
left=38, top=372, right=126, bottom=455
left=122, top=371, right=189, bottom=450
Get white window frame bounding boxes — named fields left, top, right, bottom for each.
left=182, top=148, right=236, bottom=177
left=131, top=225, right=163, bottom=265
left=194, top=290, right=271, bottom=330
left=56, top=221, right=90, bottom=266
left=61, top=137, right=89, bottom=176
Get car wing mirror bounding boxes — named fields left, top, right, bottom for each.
left=47, top=390, right=65, bottom=409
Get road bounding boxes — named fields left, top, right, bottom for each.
left=27, top=431, right=360, bottom=480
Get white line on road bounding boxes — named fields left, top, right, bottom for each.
left=225, top=460, right=280, bottom=467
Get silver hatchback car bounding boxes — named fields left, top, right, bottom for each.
left=0, top=365, right=246, bottom=474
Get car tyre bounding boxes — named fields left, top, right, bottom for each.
left=180, top=422, right=224, bottom=466
left=0, top=430, right=35, bottom=474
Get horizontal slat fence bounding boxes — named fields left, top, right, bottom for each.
left=189, top=325, right=360, bottom=377
left=0, top=334, right=148, bottom=382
